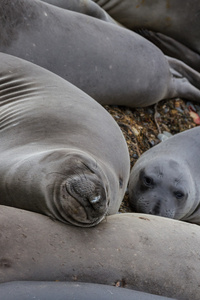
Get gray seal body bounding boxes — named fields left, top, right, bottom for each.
left=92, top=0, right=200, bottom=71
left=1, top=0, right=200, bottom=107
left=0, top=52, right=130, bottom=227
left=0, top=205, right=200, bottom=299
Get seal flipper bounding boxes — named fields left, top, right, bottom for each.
left=135, top=29, right=200, bottom=73
left=165, top=56, right=200, bottom=103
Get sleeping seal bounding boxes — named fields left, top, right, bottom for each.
left=129, top=126, right=200, bottom=225
left=0, top=52, right=130, bottom=227
left=0, top=205, right=199, bottom=299
left=1, top=0, right=200, bottom=107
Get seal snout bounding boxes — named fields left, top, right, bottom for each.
left=147, top=197, right=176, bottom=219
left=66, top=175, right=104, bottom=207
left=57, top=171, right=109, bottom=226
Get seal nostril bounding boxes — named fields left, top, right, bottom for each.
left=90, top=195, right=101, bottom=204
left=152, top=201, right=160, bottom=215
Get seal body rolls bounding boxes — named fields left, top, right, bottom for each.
left=0, top=52, right=130, bottom=227
left=0, top=205, right=200, bottom=299
left=1, top=0, right=200, bottom=107
left=129, top=126, right=200, bottom=225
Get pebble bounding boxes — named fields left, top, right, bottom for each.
left=157, top=131, right=173, bottom=142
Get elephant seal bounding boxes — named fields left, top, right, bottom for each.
left=1, top=205, right=200, bottom=299
left=0, top=52, right=130, bottom=227
left=1, top=0, right=200, bottom=107
left=0, top=282, right=175, bottom=300
left=129, top=126, right=200, bottom=225
left=92, top=0, right=200, bottom=72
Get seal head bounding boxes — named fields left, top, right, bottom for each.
left=129, top=158, right=196, bottom=220
left=52, top=151, right=110, bottom=226
left=3, top=149, right=110, bottom=227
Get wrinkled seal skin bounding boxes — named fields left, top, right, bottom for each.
left=0, top=52, right=130, bottom=227
left=0, top=282, right=175, bottom=300
left=129, top=126, right=200, bottom=225
left=92, top=0, right=200, bottom=72
left=1, top=206, right=200, bottom=299
left=1, top=0, right=200, bottom=107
